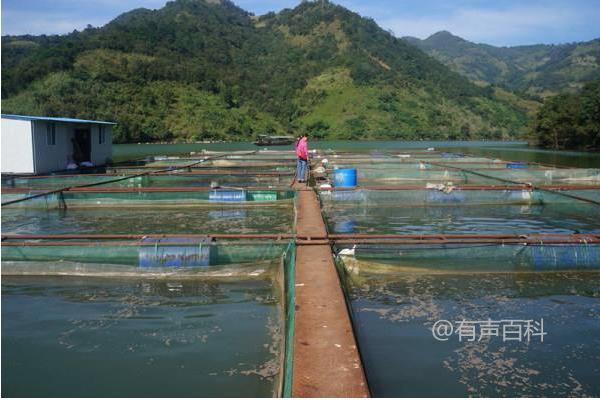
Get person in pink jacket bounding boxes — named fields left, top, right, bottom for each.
left=295, top=133, right=309, bottom=183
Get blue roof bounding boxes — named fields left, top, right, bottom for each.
left=1, top=114, right=116, bottom=125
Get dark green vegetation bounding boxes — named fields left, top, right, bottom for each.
left=2, top=0, right=534, bottom=143
left=530, top=81, right=600, bottom=150
left=404, top=31, right=600, bottom=99
left=403, top=30, right=600, bottom=150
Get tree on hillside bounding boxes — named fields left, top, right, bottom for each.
left=531, top=81, right=600, bottom=150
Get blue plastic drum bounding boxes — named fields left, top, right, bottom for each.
left=332, top=168, right=358, bottom=187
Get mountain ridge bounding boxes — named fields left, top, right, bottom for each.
left=404, top=31, right=600, bottom=97
left=2, top=0, right=535, bottom=143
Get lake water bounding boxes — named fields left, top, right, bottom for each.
left=341, top=264, right=600, bottom=397
left=324, top=203, right=600, bottom=235
left=2, top=275, right=283, bottom=397
left=2, top=205, right=295, bottom=235
left=3, top=140, right=598, bottom=397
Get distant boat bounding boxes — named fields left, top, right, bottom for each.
left=254, top=135, right=295, bottom=146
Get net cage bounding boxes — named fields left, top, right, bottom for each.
left=1, top=238, right=293, bottom=276
left=327, top=162, right=535, bottom=170
left=0, top=150, right=306, bottom=397
left=322, top=165, right=600, bottom=186
left=2, top=146, right=599, bottom=396
left=320, top=150, right=600, bottom=275
left=328, top=156, right=502, bottom=164
left=103, top=149, right=298, bottom=174
left=318, top=188, right=591, bottom=206
left=2, top=188, right=296, bottom=209
left=106, top=164, right=295, bottom=174
left=322, top=203, right=600, bottom=236
left=143, top=152, right=299, bottom=162
left=1, top=238, right=297, bottom=397
left=2, top=206, right=297, bottom=236
left=317, top=149, right=600, bottom=187
left=334, top=240, right=600, bottom=273
left=2, top=173, right=295, bottom=190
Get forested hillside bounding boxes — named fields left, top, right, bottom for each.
left=530, top=80, right=600, bottom=150
left=2, top=0, right=534, bottom=143
left=404, top=31, right=600, bottom=98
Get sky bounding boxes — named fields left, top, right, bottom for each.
left=2, top=0, right=600, bottom=46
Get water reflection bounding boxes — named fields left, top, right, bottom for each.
left=325, top=203, right=599, bottom=234
left=343, top=265, right=600, bottom=397
left=1, top=205, right=294, bottom=235
left=2, top=276, right=282, bottom=397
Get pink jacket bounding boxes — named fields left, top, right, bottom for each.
left=296, top=137, right=308, bottom=160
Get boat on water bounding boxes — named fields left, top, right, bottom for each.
left=254, top=135, right=295, bottom=146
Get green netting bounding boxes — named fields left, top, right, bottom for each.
left=322, top=202, right=600, bottom=235
left=325, top=165, right=600, bottom=186
left=144, top=159, right=297, bottom=168
left=106, top=165, right=294, bottom=174
left=224, top=154, right=298, bottom=161
left=204, top=159, right=296, bottom=168
left=2, top=175, right=132, bottom=189
left=326, top=162, right=516, bottom=170
left=562, top=190, right=600, bottom=203
left=335, top=243, right=600, bottom=272
left=2, top=174, right=293, bottom=189
left=145, top=152, right=298, bottom=161
left=2, top=189, right=296, bottom=208
left=336, top=256, right=600, bottom=397
left=2, top=204, right=295, bottom=235
left=281, top=242, right=296, bottom=398
left=2, top=241, right=295, bottom=397
left=320, top=187, right=600, bottom=206
left=328, top=156, right=499, bottom=164
left=461, top=168, right=600, bottom=185
left=2, top=239, right=297, bottom=397
left=332, top=168, right=499, bottom=185
left=110, top=174, right=292, bottom=188
left=2, top=241, right=292, bottom=273
left=320, top=188, right=547, bottom=206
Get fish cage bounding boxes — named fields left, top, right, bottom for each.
left=312, top=149, right=600, bottom=396
left=2, top=187, right=296, bottom=209
left=2, top=239, right=296, bottom=397
left=334, top=247, right=600, bottom=396
left=1, top=150, right=299, bottom=397
left=2, top=147, right=599, bottom=397
left=2, top=172, right=295, bottom=189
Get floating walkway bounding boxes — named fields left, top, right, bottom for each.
left=293, top=189, right=369, bottom=397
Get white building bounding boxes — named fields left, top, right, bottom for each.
left=1, top=114, right=115, bottom=174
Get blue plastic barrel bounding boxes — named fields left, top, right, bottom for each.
left=335, top=219, right=356, bottom=233
left=507, top=162, right=528, bottom=169
left=333, top=168, right=358, bottom=187
left=530, top=245, right=599, bottom=270
left=426, top=190, right=466, bottom=204
left=139, top=238, right=211, bottom=268
left=209, top=190, right=246, bottom=202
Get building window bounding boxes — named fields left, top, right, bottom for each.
left=46, top=123, right=56, bottom=145
left=99, top=126, right=105, bottom=144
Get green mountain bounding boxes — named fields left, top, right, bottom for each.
left=404, top=31, right=600, bottom=98
left=530, top=80, right=600, bottom=150
left=2, top=0, right=533, bottom=143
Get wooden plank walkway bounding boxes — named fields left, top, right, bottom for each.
left=292, top=189, right=369, bottom=397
